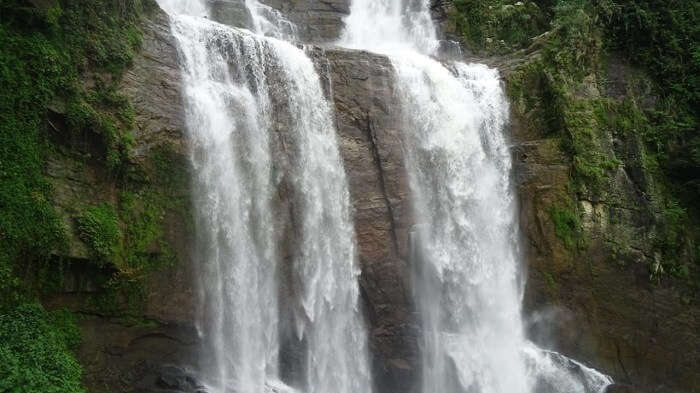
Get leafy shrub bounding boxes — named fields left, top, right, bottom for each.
left=0, top=303, right=83, bottom=393
left=0, top=23, right=69, bottom=305
left=451, top=0, right=549, bottom=53
left=77, top=203, right=121, bottom=262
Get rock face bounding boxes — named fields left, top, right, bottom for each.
left=507, top=58, right=700, bottom=391
left=261, top=0, right=350, bottom=42
left=208, top=0, right=253, bottom=28
left=119, top=6, right=195, bottom=327
left=316, top=47, right=418, bottom=391
left=48, top=2, right=698, bottom=393
left=44, top=8, right=199, bottom=392
left=208, top=0, right=350, bottom=43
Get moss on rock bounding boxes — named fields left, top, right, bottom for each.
left=0, top=1, right=174, bottom=390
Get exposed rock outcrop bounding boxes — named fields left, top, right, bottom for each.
left=209, top=0, right=253, bottom=28
left=261, top=0, right=349, bottom=42
left=208, top=0, right=350, bottom=43
left=316, top=47, right=418, bottom=392
left=43, top=8, right=199, bottom=392
left=508, top=59, right=700, bottom=391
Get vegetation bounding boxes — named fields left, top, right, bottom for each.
left=0, top=303, right=83, bottom=393
left=0, top=0, right=163, bottom=390
left=550, top=204, right=581, bottom=250
left=450, top=0, right=699, bottom=286
left=451, top=0, right=550, bottom=54
left=1, top=0, right=157, bottom=298
left=77, top=203, right=121, bottom=263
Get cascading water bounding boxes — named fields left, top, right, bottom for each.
left=157, top=1, right=372, bottom=392
left=399, top=58, right=531, bottom=393
left=339, top=1, right=613, bottom=392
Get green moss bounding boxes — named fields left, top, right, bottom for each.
left=74, top=186, right=181, bottom=315
left=594, top=98, right=695, bottom=280
left=0, top=303, right=83, bottom=393
left=506, top=61, right=567, bottom=137
left=1, top=1, right=159, bottom=389
left=563, top=99, right=620, bottom=194
left=76, top=203, right=121, bottom=263
left=118, top=315, right=159, bottom=328
left=451, top=0, right=549, bottom=54
left=87, top=146, right=190, bottom=314
left=64, top=84, right=135, bottom=172
left=1, top=0, right=156, bottom=300
left=541, top=270, right=559, bottom=292
left=0, top=24, right=70, bottom=306
left=468, top=0, right=698, bottom=286
left=550, top=204, right=581, bottom=250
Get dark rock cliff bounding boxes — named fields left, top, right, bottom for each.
left=316, top=47, right=418, bottom=392
left=508, top=60, right=700, bottom=391
left=43, top=8, right=199, bottom=391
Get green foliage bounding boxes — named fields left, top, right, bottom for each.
left=451, top=0, right=550, bottom=54
left=541, top=270, right=558, bottom=292
left=547, top=0, right=602, bottom=74
left=662, top=200, right=686, bottom=254
left=0, top=23, right=70, bottom=306
left=86, top=146, right=190, bottom=314
left=117, top=190, right=174, bottom=272
left=73, top=184, right=182, bottom=314
left=601, top=0, right=700, bottom=208
left=476, top=0, right=699, bottom=284
left=0, top=0, right=153, bottom=296
left=0, top=303, right=84, bottom=393
left=506, top=61, right=566, bottom=137
left=563, top=99, right=620, bottom=193
left=77, top=203, right=121, bottom=262
left=602, top=0, right=699, bottom=109
left=549, top=204, right=580, bottom=249
left=1, top=1, right=156, bottom=389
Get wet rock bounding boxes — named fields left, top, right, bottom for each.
left=604, top=384, right=639, bottom=393
left=119, top=6, right=186, bottom=160
left=259, top=0, right=350, bottom=42
left=430, top=0, right=459, bottom=41
left=437, top=39, right=464, bottom=60
left=75, top=319, right=199, bottom=392
left=209, top=0, right=349, bottom=42
left=156, top=365, right=206, bottom=392
left=39, top=6, right=199, bottom=393
left=41, top=0, right=698, bottom=392
left=312, top=47, right=419, bottom=392
left=208, top=0, right=254, bottom=29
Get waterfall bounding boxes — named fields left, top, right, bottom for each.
left=244, top=0, right=297, bottom=40
left=340, top=0, right=438, bottom=53
left=157, top=1, right=371, bottom=392
left=338, top=1, right=613, bottom=392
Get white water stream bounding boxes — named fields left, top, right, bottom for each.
left=157, top=1, right=371, bottom=392
left=156, top=0, right=612, bottom=391
left=339, top=1, right=613, bottom=392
